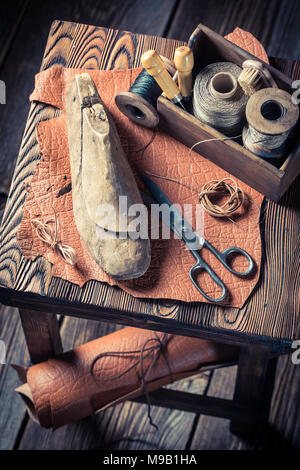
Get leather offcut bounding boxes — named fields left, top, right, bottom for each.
left=16, top=28, right=267, bottom=306
left=15, top=326, right=239, bottom=428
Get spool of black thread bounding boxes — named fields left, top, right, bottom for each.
left=115, top=69, right=162, bottom=128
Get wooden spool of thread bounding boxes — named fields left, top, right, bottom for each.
left=193, top=62, right=248, bottom=136
left=115, top=56, right=176, bottom=129
left=243, top=88, right=299, bottom=159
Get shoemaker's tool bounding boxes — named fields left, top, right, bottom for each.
left=115, top=56, right=176, bottom=129
left=142, top=174, right=254, bottom=303
left=238, top=59, right=278, bottom=96
left=141, top=50, right=185, bottom=109
left=65, top=72, right=151, bottom=279
left=174, top=46, right=194, bottom=98
left=243, top=87, right=299, bottom=159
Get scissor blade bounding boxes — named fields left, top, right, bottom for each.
left=141, top=174, right=203, bottom=248
left=141, top=173, right=173, bottom=207
left=140, top=190, right=157, bottom=207
left=140, top=187, right=182, bottom=237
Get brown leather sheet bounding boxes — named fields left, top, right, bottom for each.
left=17, top=29, right=267, bottom=306
left=15, top=327, right=238, bottom=428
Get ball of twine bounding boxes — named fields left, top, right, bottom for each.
left=31, top=210, right=78, bottom=266
left=198, top=178, right=245, bottom=218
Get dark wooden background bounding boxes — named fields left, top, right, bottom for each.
left=0, top=0, right=299, bottom=450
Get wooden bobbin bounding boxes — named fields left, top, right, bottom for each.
left=115, top=56, right=176, bottom=129
left=115, top=92, right=159, bottom=128
left=245, top=88, right=299, bottom=136
left=243, top=87, right=299, bottom=158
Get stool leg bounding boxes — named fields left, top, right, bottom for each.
left=19, top=308, right=63, bottom=363
left=230, top=346, right=277, bottom=437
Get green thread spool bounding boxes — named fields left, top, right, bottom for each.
left=115, top=69, right=162, bottom=128
left=115, top=56, right=176, bottom=129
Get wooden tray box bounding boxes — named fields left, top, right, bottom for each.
left=157, top=24, right=300, bottom=201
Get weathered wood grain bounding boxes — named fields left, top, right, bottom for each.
left=134, top=385, right=253, bottom=422
left=0, top=1, right=29, bottom=67
left=229, top=347, right=277, bottom=436
left=0, top=304, right=29, bottom=450
left=18, top=308, right=62, bottom=363
left=190, top=366, right=237, bottom=450
left=190, top=348, right=300, bottom=450
left=168, top=0, right=300, bottom=59
left=264, top=353, right=300, bottom=449
left=232, top=349, right=300, bottom=449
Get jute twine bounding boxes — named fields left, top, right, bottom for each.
left=31, top=209, right=78, bottom=266
left=145, top=136, right=262, bottom=228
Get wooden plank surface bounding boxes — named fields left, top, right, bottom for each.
left=191, top=353, right=300, bottom=450
left=168, top=0, right=300, bottom=59
left=0, top=304, right=29, bottom=450
left=190, top=366, right=237, bottom=449
left=18, top=308, right=62, bottom=363
left=0, top=1, right=29, bottom=68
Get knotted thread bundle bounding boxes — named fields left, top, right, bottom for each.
left=193, top=62, right=248, bottom=136
left=198, top=178, right=245, bottom=218
left=31, top=215, right=78, bottom=266
left=90, top=332, right=173, bottom=431
left=146, top=171, right=246, bottom=221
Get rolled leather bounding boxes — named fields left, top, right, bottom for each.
left=15, top=327, right=238, bottom=428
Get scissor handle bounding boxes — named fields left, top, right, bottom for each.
left=189, top=259, right=227, bottom=303
left=203, top=240, right=254, bottom=277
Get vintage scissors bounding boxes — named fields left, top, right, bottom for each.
left=142, top=174, right=254, bottom=303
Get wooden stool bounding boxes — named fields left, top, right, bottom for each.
left=0, top=21, right=299, bottom=437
